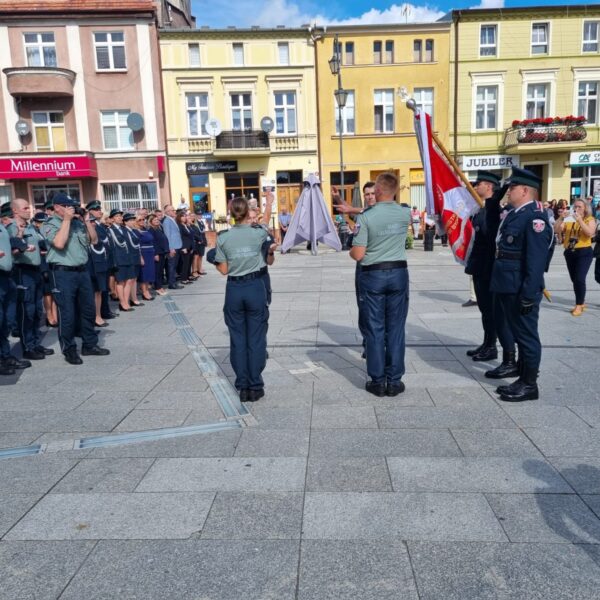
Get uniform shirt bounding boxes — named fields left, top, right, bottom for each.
left=8, top=222, right=42, bottom=266
left=562, top=216, right=595, bottom=249
left=42, top=216, right=90, bottom=266
left=0, top=224, right=13, bottom=272
left=215, top=224, right=267, bottom=276
left=352, top=201, right=411, bottom=266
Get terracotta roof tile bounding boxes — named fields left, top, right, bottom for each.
left=0, top=0, right=155, bottom=13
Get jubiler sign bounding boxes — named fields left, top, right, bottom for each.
left=0, top=155, right=98, bottom=179
left=461, top=154, right=520, bottom=170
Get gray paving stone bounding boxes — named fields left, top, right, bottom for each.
left=569, top=405, right=600, bottom=428
left=451, top=429, right=543, bottom=457
left=486, top=493, right=600, bottom=543
left=309, top=429, right=461, bottom=457
left=408, top=541, right=600, bottom=599
left=251, top=406, right=312, bottom=429
left=0, top=541, right=95, bottom=600
left=0, top=494, right=41, bottom=537
left=298, top=539, right=418, bottom=600
left=582, top=495, right=600, bottom=521
left=525, top=427, right=600, bottom=457
left=0, top=456, right=78, bottom=494
left=501, top=405, right=590, bottom=429
left=387, top=457, right=573, bottom=493
left=306, top=457, right=392, bottom=491
left=60, top=540, right=298, bottom=600
left=348, top=387, right=435, bottom=408
left=376, top=406, right=513, bottom=429
left=0, top=432, right=41, bottom=449
left=426, top=386, right=498, bottom=407
left=77, top=391, right=144, bottom=411
left=311, top=406, right=377, bottom=428
left=0, top=410, right=126, bottom=433
left=5, top=492, right=214, bottom=540
left=234, top=430, right=310, bottom=457
left=549, top=458, right=600, bottom=494
left=114, top=408, right=192, bottom=432
left=201, top=492, right=303, bottom=539
left=302, top=492, right=506, bottom=541
left=51, top=458, right=154, bottom=493
left=136, top=457, right=306, bottom=492
left=139, top=389, right=220, bottom=410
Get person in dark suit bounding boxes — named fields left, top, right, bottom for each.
left=148, top=214, right=169, bottom=296
left=177, top=211, right=194, bottom=284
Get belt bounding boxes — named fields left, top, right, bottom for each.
left=49, top=264, right=87, bottom=272
left=14, top=263, right=41, bottom=271
left=140, top=245, right=154, bottom=250
left=361, top=260, right=407, bottom=272
left=496, top=251, right=522, bottom=260
left=227, top=266, right=268, bottom=282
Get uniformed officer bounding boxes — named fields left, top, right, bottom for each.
left=490, top=167, right=552, bottom=402
left=107, top=209, right=135, bottom=311
left=42, top=193, right=110, bottom=364
left=211, top=196, right=270, bottom=402
left=350, top=172, right=411, bottom=397
left=85, top=200, right=111, bottom=327
left=32, top=212, right=58, bottom=328
left=0, top=203, right=19, bottom=338
left=9, top=198, right=54, bottom=360
left=123, top=212, right=143, bottom=307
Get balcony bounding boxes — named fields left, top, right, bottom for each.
left=503, top=119, right=588, bottom=155
left=213, top=130, right=270, bottom=157
left=3, top=67, right=76, bottom=98
left=271, top=134, right=317, bottom=153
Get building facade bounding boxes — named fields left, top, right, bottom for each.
left=450, top=6, right=600, bottom=202
left=160, top=27, right=319, bottom=223
left=0, top=0, right=170, bottom=211
left=315, top=23, right=451, bottom=209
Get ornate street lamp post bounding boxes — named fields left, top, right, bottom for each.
left=329, top=35, right=348, bottom=202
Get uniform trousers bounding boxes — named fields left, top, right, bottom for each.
left=473, top=276, right=496, bottom=344
left=493, top=292, right=515, bottom=352
left=359, top=267, right=409, bottom=386
left=354, top=263, right=367, bottom=348
left=50, top=268, right=98, bottom=353
left=13, top=265, right=43, bottom=352
left=0, top=271, right=12, bottom=358
left=154, top=253, right=167, bottom=289
left=167, top=250, right=180, bottom=287
left=497, top=292, right=542, bottom=371
left=223, top=276, right=269, bottom=390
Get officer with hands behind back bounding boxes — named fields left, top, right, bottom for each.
left=490, top=167, right=552, bottom=402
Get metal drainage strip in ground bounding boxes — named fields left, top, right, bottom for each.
left=0, top=444, right=43, bottom=460
left=76, top=420, right=242, bottom=449
left=162, top=297, right=250, bottom=419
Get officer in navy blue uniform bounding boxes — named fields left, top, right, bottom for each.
left=490, top=167, right=552, bottom=402
left=85, top=201, right=111, bottom=327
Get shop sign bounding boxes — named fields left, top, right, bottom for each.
left=461, top=154, right=520, bottom=170
left=186, top=161, right=237, bottom=174
left=409, top=169, right=424, bottom=184
left=0, top=155, right=97, bottom=180
left=570, top=151, right=600, bottom=166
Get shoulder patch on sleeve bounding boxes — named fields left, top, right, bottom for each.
left=532, top=219, right=546, bottom=233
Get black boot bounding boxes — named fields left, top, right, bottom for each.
left=466, top=343, right=485, bottom=357
left=496, top=359, right=524, bottom=394
left=499, top=367, right=539, bottom=402
left=485, top=351, right=518, bottom=379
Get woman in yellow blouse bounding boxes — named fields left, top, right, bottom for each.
left=554, top=199, right=597, bottom=316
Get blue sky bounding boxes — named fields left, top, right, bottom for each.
left=190, top=0, right=593, bottom=29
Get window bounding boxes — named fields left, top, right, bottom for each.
left=230, top=93, right=252, bottom=130
left=187, top=93, right=209, bottom=137
left=94, top=31, right=126, bottom=70
left=414, top=87, right=434, bottom=124
left=23, top=32, right=57, bottom=67
left=373, top=40, right=382, bottom=64
left=578, top=81, right=598, bottom=124
left=101, top=110, right=133, bottom=150
left=475, top=85, right=498, bottom=130
left=32, top=111, right=65, bottom=151
left=188, top=43, right=200, bottom=66
left=531, top=23, right=549, bottom=55
left=526, top=83, right=548, bottom=118
left=32, top=184, right=80, bottom=210
left=335, top=90, right=355, bottom=135
left=583, top=21, right=599, bottom=53
left=0, top=186, right=13, bottom=207
left=344, top=42, right=354, bottom=65
left=225, top=172, right=259, bottom=203
left=479, top=25, right=497, bottom=56
left=102, top=182, right=158, bottom=212
left=425, top=39, right=434, bottom=62
left=233, top=43, right=244, bottom=65
left=277, top=42, right=289, bottom=65
left=413, top=39, right=422, bottom=62
left=274, top=91, right=296, bottom=134
left=385, top=40, right=394, bottom=63
left=374, top=89, right=394, bottom=133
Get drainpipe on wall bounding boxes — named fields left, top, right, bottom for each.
left=156, top=22, right=173, bottom=208
left=453, top=11, right=460, bottom=161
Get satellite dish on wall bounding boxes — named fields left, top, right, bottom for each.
left=205, top=118, right=222, bottom=137
left=260, top=116, right=274, bottom=134
left=15, top=120, right=30, bottom=137
left=127, top=112, right=145, bottom=132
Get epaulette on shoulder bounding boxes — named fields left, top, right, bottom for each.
left=534, top=200, right=544, bottom=212
left=251, top=223, right=263, bottom=229
left=362, top=205, right=373, bottom=213
left=217, top=229, right=228, bottom=236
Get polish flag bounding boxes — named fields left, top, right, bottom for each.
left=413, top=109, right=480, bottom=264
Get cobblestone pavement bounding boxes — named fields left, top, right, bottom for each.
left=1, top=240, right=600, bottom=599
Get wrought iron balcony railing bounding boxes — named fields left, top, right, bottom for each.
left=216, top=130, right=269, bottom=150
left=504, top=124, right=587, bottom=148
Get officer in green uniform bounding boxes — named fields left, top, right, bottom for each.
left=350, top=172, right=411, bottom=397
left=42, top=194, right=110, bottom=365
left=210, top=196, right=270, bottom=402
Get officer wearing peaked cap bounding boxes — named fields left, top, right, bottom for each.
left=86, top=200, right=112, bottom=326
left=490, top=167, right=552, bottom=402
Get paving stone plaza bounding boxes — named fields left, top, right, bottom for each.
left=1, top=241, right=600, bottom=599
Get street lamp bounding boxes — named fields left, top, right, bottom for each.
left=329, top=34, right=347, bottom=202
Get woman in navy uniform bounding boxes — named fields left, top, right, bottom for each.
left=148, top=213, right=169, bottom=295
left=108, top=209, right=135, bottom=312
left=137, top=215, right=156, bottom=301
left=177, top=211, right=194, bottom=284
left=85, top=201, right=110, bottom=327
left=123, top=213, right=143, bottom=307
left=189, top=213, right=207, bottom=279
left=211, top=196, right=272, bottom=402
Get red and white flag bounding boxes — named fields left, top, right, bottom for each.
left=413, top=109, right=480, bottom=264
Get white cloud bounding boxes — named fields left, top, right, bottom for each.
left=324, top=4, right=446, bottom=26
left=470, top=0, right=505, bottom=8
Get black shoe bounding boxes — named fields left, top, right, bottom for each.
left=386, top=381, right=406, bottom=396
left=102, top=312, right=119, bottom=319
left=247, top=388, right=265, bottom=402
left=119, top=305, right=134, bottom=312
left=95, top=322, right=110, bottom=328
left=462, top=300, right=478, bottom=307
left=365, top=381, right=386, bottom=397
left=131, top=302, right=145, bottom=307
left=34, top=345, right=54, bottom=356
left=466, top=343, right=485, bottom=357
left=266, top=351, right=270, bottom=359
left=81, top=345, right=110, bottom=356
left=168, top=285, right=184, bottom=290
left=472, top=346, right=498, bottom=362
left=361, top=350, right=367, bottom=359
left=64, top=350, right=83, bottom=365
left=485, top=351, right=518, bottom=379
left=23, top=349, right=46, bottom=360
left=4, top=355, right=31, bottom=369
left=239, top=389, right=250, bottom=402
left=10, top=329, right=19, bottom=338
left=499, top=382, right=539, bottom=402
left=0, top=361, right=16, bottom=375
left=45, top=320, right=59, bottom=328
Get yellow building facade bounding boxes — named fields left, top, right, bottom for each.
left=450, top=6, right=600, bottom=201
left=315, top=23, right=451, bottom=209
left=160, top=28, right=319, bottom=222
